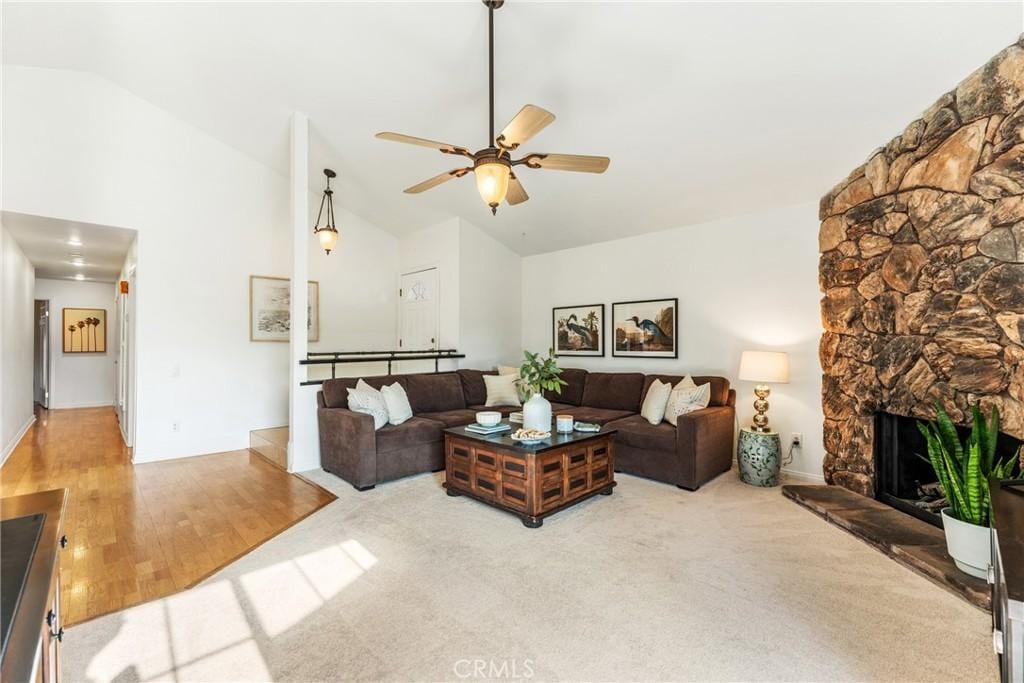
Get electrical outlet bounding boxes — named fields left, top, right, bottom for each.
left=791, top=432, right=802, bottom=447
left=172, top=421, right=180, bottom=433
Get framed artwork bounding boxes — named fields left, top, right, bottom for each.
left=249, top=276, right=320, bottom=342
left=63, top=308, right=107, bottom=353
left=552, top=304, right=604, bottom=357
left=611, top=298, right=678, bottom=358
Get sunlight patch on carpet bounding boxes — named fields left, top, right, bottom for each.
left=241, top=540, right=377, bottom=636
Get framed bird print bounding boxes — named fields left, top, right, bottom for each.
left=612, top=298, right=678, bottom=358
left=553, top=304, right=604, bottom=357
left=63, top=308, right=107, bottom=353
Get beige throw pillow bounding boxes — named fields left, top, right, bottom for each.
left=664, top=376, right=711, bottom=426
left=483, top=373, right=521, bottom=407
left=380, top=382, right=413, bottom=426
left=640, top=378, right=672, bottom=425
left=497, top=364, right=529, bottom=401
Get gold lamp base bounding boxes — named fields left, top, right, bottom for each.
left=751, top=384, right=772, bottom=432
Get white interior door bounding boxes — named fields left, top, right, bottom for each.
left=399, top=268, right=439, bottom=351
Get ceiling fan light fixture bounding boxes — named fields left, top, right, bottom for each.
left=474, top=160, right=510, bottom=214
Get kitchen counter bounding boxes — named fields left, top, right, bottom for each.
left=0, top=490, right=67, bottom=683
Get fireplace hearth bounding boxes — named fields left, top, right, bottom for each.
left=874, top=411, right=1023, bottom=527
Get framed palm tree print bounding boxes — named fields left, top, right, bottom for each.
left=63, top=308, right=107, bottom=353
left=612, top=298, right=678, bottom=358
left=553, top=304, right=604, bottom=356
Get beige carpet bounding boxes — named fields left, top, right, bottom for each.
left=63, top=469, right=996, bottom=682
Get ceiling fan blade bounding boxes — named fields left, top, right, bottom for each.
left=376, top=132, right=471, bottom=156
left=506, top=173, right=529, bottom=205
left=527, top=153, right=610, bottom=173
left=403, top=168, right=471, bottom=194
left=496, top=105, right=555, bottom=151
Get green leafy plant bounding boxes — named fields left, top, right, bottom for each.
left=518, top=348, right=568, bottom=398
left=917, top=403, right=1020, bottom=527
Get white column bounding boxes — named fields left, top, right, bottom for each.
left=287, top=113, right=310, bottom=472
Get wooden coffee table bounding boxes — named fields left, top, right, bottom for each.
left=443, top=424, right=616, bottom=527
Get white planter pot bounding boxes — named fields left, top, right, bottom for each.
left=522, top=393, right=552, bottom=432
left=940, top=508, right=991, bottom=580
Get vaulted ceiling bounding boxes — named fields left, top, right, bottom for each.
left=3, top=1, right=1020, bottom=255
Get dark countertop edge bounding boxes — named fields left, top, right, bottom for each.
left=1, top=489, right=67, bottom=683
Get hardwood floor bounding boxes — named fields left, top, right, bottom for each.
left=0, top=407, right=335, bottom=626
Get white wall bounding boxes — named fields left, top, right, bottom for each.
left=1, top=224, right=36, bottom=462
left=521, top=203, right=824, bottom=480
left=459, top=218, right=522, bottom=370
left=308, top=207, right=398, bottom=355
left=34, top=278, right=118, bottom=409
left=3, top=66, right=290, bottom=462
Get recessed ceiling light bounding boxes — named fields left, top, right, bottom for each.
left=67, top=238, right=82, bottom=246
left=74, top=274, right=85, bottom=281
left=70, top=260, right=85, bottom=267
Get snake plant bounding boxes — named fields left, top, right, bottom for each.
left=917, top=403, right=1020, bottom=527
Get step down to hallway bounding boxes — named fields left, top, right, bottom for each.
left=250, top=426, right=288, bottom=470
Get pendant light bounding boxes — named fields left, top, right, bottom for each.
left=313, top=169, right=340, bottom=255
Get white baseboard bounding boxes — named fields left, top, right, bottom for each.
left=1, top=415, right=36, bottom=467
left=49, top=401, right=115, bottom=410
left=781, top=467, right=826, bottom=483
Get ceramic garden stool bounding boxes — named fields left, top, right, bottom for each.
left=737, top=428, right=782, bottom=487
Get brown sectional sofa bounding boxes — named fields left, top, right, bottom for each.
left=317, top=368, right=736, bottom=492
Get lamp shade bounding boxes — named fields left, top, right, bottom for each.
left=739, top=350, right=789, bottom=384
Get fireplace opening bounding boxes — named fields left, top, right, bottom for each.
left=874, top=411, right=1023, bottom=527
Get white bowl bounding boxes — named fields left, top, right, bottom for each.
left=475, top=411, right=502, bottom=427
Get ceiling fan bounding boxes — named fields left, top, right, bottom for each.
left=375, top=0, right=610, bottom=215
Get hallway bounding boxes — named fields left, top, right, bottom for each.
left=0, top=407, right=335, bottom=625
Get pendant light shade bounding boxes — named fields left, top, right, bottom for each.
left=313, top=169, right=340, bottom=255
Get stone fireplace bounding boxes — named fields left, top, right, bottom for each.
left=818, top=36, right=1024, bottom=497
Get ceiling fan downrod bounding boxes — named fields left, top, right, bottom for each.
left=484, top=0, right=504, bottom=147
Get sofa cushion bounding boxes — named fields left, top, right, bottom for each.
left=375, top=417, right=444, bottom=453
left=580, top=372, right=645, bottom=412
left=549, top=402, right=575, bottom=414
left=544, top=368, right=588, bottom=406
left=417, top=409, right=478, bottom=428
left=605, top=414, right=677, bottom=452
left=404, top=373, right=466, bottom=413
left=456, top=369, right=496, bottom=407
left=559, top=406, right=635, bottom=426
left=322, top=375, right=406, bottom=409
left=642, top=374, right=731, bottom=407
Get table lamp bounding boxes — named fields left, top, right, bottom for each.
left=738, top=350, right=790, bottom=432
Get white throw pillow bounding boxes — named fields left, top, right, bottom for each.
left=483, top=373, right=521, bottom=407
left=347, top=379, right=389, bottom=430
left=380, top=382, right=413, bottom=426
left=664, top=376, right=711, bottom=426
left=640, top=378, right=672, bottom=425
left=497, top=365, right=520, bottom=376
